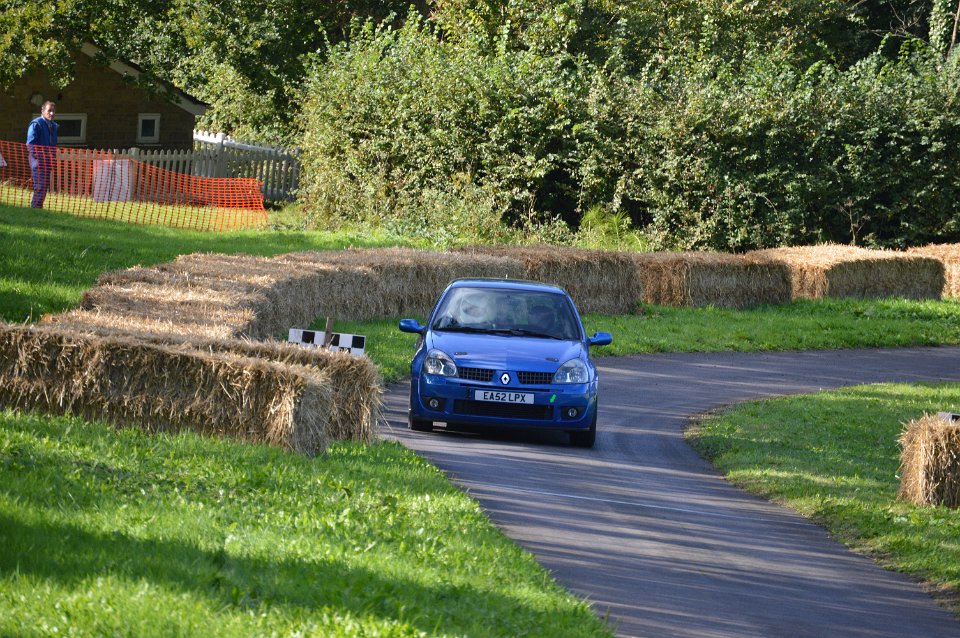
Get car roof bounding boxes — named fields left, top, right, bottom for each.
left=447, top=278, right=569, bottom=295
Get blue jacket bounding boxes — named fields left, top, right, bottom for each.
left=27, top=116, right=58, bottom=169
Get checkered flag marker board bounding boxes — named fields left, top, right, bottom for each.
left=288, top=328, right=366, bottom=356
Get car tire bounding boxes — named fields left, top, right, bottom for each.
left=569, top=411, right=597, bottom=448
left=409, top=415, right=433, bottom=432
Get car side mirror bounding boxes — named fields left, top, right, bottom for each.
left=588, top=331, right=612, bottom=347
left=399, top=318, right=426, bottom=335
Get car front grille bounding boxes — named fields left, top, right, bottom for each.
left=457, top=368, right=555, bottom=385
left=458, top=367, right=495, bottom=382
left=518, top=371, right=554, bottom=385
left=453, top=400, right=553, bottom=420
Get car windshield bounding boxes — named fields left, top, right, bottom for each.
left=431, top=287, right=581, bottom=340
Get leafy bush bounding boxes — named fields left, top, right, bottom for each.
left=299, top=5, right=960, bottom=251
left=616, top=45, right=960, bottom=250
left=299, top=13, right=594, bottom=242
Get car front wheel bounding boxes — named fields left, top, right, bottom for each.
left=409, top=413, right=433, bottom=432
left=569, top=410, right=597, bottom=448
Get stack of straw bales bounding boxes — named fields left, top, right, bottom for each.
left=36, top=251, right=389, bottom=450
left=455, top=245, right=645, bottom=314
left=748, top=244, right=944, bottom=300
left=19, top=243, right=955, bottom=455
left=908, top=243, right=960, bottom=299
left=49, top=256, right=273, bottom=340
left=271, top=247, right=524, bottom=330
left=898, top=413, right=960, bottom=508
left=631, top=252, right=792, bottom=308
left=0, top=324, right=335, bottom=455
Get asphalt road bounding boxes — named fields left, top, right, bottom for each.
left=381, top=346, right=960, bottom=638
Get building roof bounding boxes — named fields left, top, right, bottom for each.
left=80, top=43, right=208, bottom=117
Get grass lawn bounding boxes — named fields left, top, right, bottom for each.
left=3, top=203, right=960, bottom=632
left=687, top=383, right=960, bottom=611
left=0, top=410, right=608, bottom=637
left=0, top=204, right=406, bottom=324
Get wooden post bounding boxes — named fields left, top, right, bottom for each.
left=323, top=317, right=334, bottom=347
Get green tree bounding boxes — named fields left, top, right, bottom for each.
left=0, top=0, right=418, bottom=142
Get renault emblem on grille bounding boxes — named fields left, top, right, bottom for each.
left=500, top=373, right=511, bottom=385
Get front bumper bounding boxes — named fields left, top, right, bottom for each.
left=410, top=373, right=597, bottom=430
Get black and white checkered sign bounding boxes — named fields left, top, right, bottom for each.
left=288, top=328, right=366, bottom=356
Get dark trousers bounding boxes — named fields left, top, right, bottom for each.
left=31, top=164, right=49, bottom=208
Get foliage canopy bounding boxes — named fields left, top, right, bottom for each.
left=299, top=2, right=960, bottom=249
left=3, top=0, right=960, bottom=249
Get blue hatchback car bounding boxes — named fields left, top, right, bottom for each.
left=399, top=278, right=612, bottom=447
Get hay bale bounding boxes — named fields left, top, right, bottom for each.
left=748, top=244, right=944, bottom=300
left=67, top=254, right=324, bottom=341
left=908, top=243, right=960, bottom=299
left=898, top=413, right=960, bottom=508
left=630, top=252, right=791, bottom=308
left=94, top=263, right=262, bottom=296
left=273, top=247, right=525, bottom=323
left=77, top=282, right=259, bottom=331
left=68, top=248, right=524, bottom=341
left=454, top=245, right=643, bottom=314
left=0, top=323, right=334, bottom=455
left=179, top=336, right=381, bottom=444
left=22, top=322, right=382, bottom=443
left=43, top=309, right=245, bottom=342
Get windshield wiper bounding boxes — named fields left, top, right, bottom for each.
left=433, top=325, right=489, bottom=334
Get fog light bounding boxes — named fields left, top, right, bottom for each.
left=428, top=398, right=441, bottom=410
left=566, top=407, right=579, bottom=418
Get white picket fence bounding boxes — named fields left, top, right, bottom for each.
left=113, top=130, right=300, bottom=202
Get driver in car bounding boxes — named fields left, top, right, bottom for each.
left=457, top=292, right=493, bottom=325
left=528, top=303, right=559, bottom=336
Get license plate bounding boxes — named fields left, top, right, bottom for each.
left=475, top=390, right=533, bottom=404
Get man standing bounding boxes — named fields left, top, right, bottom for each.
left=26, top=101, right=58, bottom=208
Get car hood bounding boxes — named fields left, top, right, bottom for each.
left=428, top=331, right=585, bottom=371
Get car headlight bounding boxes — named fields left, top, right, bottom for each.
left=423, top=349, right=457, bottom=377
left=553, top=358, right=589, bottom=384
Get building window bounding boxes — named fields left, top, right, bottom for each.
left=57, top=114, right=87, bottom=145
left=137, top=113, right=161, bottom=144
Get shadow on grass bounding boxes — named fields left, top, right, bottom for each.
left=0, top=506, right=590, bottom=636
left=0, top=414, right=600, bottom=636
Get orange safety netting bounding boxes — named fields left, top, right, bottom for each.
left=0, top=140, right=267, bottom=231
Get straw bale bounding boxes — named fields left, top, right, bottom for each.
left=76, top=256, right=306, bottom=341
left=908, top=244, right=960, bottom=299
left=0, top=323, right=333, bottom=455
left=158, top=252, right=294, bottom=286
left=43, top=309, right=244, bottom=342
left=274, top=247, right=525, bottom=321
left=75, top=248, right=524, bottom=340
left=20, top=321, right=382, bottom=443
left=898, top=413, right=960, bottom=508
left=173, top=336, right=381, bottom=443
left=747, top=245, right=943, bottom=301
left=628, top=252, right=791, bottom=308
left=95, top=264, right=259, bottom=296
left=46, top=273, right=261, bottom=342
left=79, top=283, right=258, bottom=324
left=239, top=341, right=379, bottom=443
left=453, top=245, right=643, bottom=314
